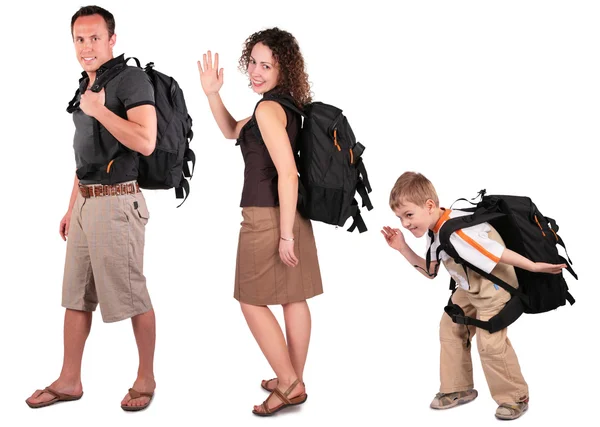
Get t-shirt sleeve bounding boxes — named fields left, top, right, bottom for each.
left=117, top=67, right=155, bottom=110
left=449, top=223, right=505, bottom=274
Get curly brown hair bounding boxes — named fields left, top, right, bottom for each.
left=239, top=27, right=312, bottom=106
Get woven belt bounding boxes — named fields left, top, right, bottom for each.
left=79, top=181, right=141, bottom=198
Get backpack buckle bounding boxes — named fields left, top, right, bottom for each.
left=453, top=315, right=469, bottom=325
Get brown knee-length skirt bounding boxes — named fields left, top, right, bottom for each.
left=234, top=207, right=323, bottom=305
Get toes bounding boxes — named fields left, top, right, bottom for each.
left=124, top=397, right=149, bottom=407
left=29, top=391, right=53, bottom=404
left=27, top=390, right=43, bottom=403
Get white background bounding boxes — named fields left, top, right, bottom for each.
left=1, top=0, right=598, bottom=426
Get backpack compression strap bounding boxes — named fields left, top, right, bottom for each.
left=355, top=157, right=373, bottom=209
left=347, top=166, right=372, bottom=232
left=346, top=143, right=373, bottom=233
left=543, top=216, right=578, bottom=280
left=346, top=200, right=367, bottom=233
left=175, top=175, right=190, bottom=208
left=176, top=143, right=195, bottom=208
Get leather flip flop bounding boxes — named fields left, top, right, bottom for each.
left=26, top=387, right=83, bottom=409
left=121, top=387, right=154, bottom=412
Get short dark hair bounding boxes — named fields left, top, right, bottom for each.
left=71, top=5, right=115, bottom=38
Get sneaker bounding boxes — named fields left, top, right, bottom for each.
left=430, top=389, right=478, bottom=409
left=495, top=399, right=529, bottom=420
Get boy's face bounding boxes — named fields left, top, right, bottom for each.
left=393, top=200, right=437, bottom=238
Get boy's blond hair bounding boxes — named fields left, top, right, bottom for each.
left=389, top=172, right=439, bottom=210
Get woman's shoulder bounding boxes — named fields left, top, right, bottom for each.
left=255, top=99, right=287, bottom=122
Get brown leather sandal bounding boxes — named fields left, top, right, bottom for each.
left=261, top=378, right=278, bottom=392
left=121, top=387, right=154, bottom=412
left=252, top=379, right=307, bottom=417
left=26, top=387, right=83, bottom=409
left=261, top=378, right=305, bottom=392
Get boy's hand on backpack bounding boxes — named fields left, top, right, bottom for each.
left=381, top=226, right=407, bottom=252
left=533, top=262, right=567, bottom=274
left=79, top=88, right=105, bottom=117
left=197, top=50, right=224, bottom=96
left=279, top=240, right=298, bottom=267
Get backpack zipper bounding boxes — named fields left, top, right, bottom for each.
left=333, top=129, right=341, bottom=151
left=534, top=215, right=546, bottom=237
left=333, top=127, right=355, bottom=164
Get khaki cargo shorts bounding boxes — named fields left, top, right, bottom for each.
left=61, top=187, right=152, bottom=322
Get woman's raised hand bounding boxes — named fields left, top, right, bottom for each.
left=197, top=50, right=224, bottom=96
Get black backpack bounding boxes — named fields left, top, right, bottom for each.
left=67, top=56, right=195, bottom=207
left=250, top=94, right=373, bottom=232
left=428, top=190, right=577, bottom=333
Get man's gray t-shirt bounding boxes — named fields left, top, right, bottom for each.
left=73, top=55, right=155, bottom=184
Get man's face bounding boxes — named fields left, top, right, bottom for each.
left=72, top=14, right=115, bottom=75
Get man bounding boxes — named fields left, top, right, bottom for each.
left=26, top=5, right=157, bottom=411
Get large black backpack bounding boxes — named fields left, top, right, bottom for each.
left=429, top=190, right=577, bottom=333
left=67, top=56, right=195, bottom=207
left=250, top=94, right=373, bottom=232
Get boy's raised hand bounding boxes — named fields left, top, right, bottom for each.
left=381, top=226, right=407, bottom=252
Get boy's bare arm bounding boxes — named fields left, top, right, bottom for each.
left=500, top=248, right=566, bottom=274
left=381, top=226, right=438, bottom=279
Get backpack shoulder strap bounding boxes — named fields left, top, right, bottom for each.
left=249, top=94, right=306, bottom=143
left=437, top=209, right=504, bottom=251
left=88, top=62, right=128, bottom=93
left=66, top=76, right=88, bottom=113
left=260, top=93, right=306, bottom=117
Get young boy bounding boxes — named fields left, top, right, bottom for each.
left=381, top=172, right=566, bottom=421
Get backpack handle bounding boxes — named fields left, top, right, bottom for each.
left=125, top=56, right=142, bottom=68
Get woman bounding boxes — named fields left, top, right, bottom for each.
left=198, top=28, right=323, bottom=416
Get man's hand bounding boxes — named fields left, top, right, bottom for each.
left=59, top=211, right=72, bottom=241
left=79, top=88, right=106, bottom=117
